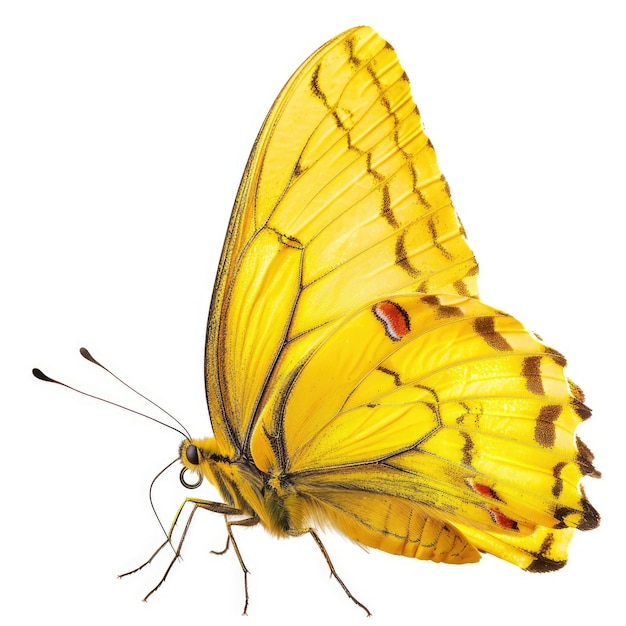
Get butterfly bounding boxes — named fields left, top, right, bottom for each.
left=35, top=25, right=600, bottom=615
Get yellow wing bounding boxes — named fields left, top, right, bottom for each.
left=205, top=26, right=477, bottom=456
left=263, top=294, right=598, bottom=568
left=205, top=26, right=598, bottom=570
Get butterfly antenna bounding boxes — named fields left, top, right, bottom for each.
left=78, top=347, right=191, bottom=439
left=32, top=365, right=189, bottom=439
left=149, top=458, right=180, bottom=545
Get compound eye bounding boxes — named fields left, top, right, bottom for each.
left=186, top=444, right=200, bottom=465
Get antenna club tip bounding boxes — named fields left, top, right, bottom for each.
left=33, top=368, right=54, bottom=382
left=80, top=347, right=98, bottom=364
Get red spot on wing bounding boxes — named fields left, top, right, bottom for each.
left=471, top=481, right=498, bottom=499
left=490, top=509, right=519, bottom=531
left=372, top=300, right=411, bottom=341
left=466, top=478, right=519, bottom=530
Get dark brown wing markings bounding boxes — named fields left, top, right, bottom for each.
left=473, top=317, right=513, bottom=352
left=534, top=404, right=562, bottom=447
left=522, top=356, right=545, bottom=395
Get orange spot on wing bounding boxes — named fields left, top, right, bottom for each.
left=373, top=300, right=411, bottom=341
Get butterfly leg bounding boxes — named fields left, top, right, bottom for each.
left=119, top=498, right=243, bottom=601
left=215, top=515, right=259, bottom=615
left=118, top=497, right=204, bottom=578
left=210, top=513, right=258, bottom=555
left=301, top=529, right=372, bottom=616
left=210, top=532, right=230, bottom=556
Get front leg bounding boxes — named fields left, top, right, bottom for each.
left=119, top=498, right=246, bottom=601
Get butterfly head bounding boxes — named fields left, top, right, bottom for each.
left=178, top=437, right=230, bottom=491
left=178, top=438, right=207, bottom=489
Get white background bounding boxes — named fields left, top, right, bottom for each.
left=2, top=1, right=622, bottom=624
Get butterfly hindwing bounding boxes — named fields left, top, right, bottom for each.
left=249, top=294, right=597, bottom=567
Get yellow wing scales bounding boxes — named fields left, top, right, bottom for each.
left=207, top=27, right=478, bottom=454
left=282, top=295, right=598, bottom=567
left=200, top=25, right=599, bottom=574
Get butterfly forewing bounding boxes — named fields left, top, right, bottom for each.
left=207, top=26, right=478, bottom=456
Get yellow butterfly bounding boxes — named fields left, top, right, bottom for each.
left=36, top=25, right=600, bottom=615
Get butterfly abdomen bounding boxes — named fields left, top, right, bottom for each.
left=297, top=487, right=482, bottom=564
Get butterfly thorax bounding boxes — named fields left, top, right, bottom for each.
left=180, top=438, right=301, bottom=536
